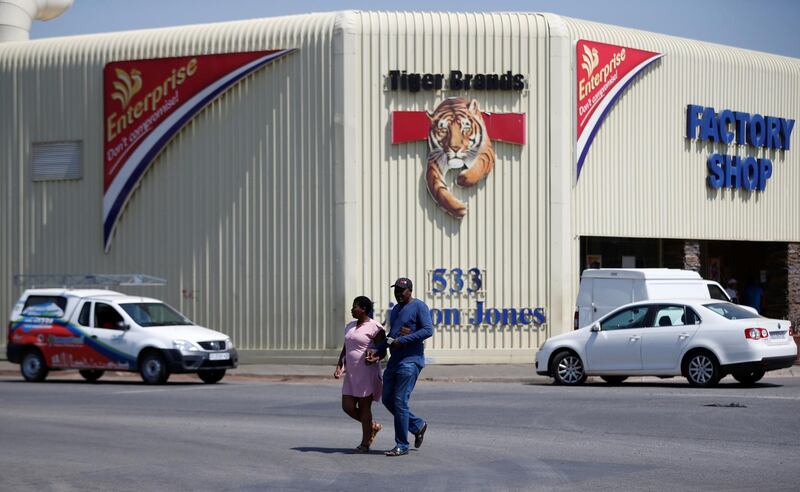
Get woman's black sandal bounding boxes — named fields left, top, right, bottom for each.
left=352, top=444, right=370, bottom=454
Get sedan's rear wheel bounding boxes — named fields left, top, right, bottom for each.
left=552, top=351, right=586, bottom=385
left=732, top=369, right=765, bottom=386
left=684, top=351, right=721, bottom=388
left=600, top=376, right=628, bottom=385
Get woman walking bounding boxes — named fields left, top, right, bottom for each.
left=334, top=296, right=386, bottom=453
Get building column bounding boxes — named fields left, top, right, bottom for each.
left=683, top=240, right=701, bottom=272
left=788, top=243, right=800, bottom=362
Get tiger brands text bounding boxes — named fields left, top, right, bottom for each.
left=387, top=70, right=525, bottom=92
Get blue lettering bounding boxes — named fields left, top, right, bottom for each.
left=758, top=158, right=773, bottom=191
left=734, top=112, right=750, bottom=145
left=748, top=114, right=766, bottom=147
left=742, top=157, right=758, bottom=191
left=706, top=154, right=724, bottom=189
left=485, top=308, right=501, bottom=326
left=501, top=308, right=518, bottom=325
left=469, top=301, right=484, bottom=325
left=430, top=308, right=443, bottom=326
left=443, top=308, right=460, bottom=325
left=781, top=118, right=795, bottom=150
left=699, top=107, right=720, bottom=142
left=686, top=104, right=704, bottom=139
left=765, top=116, right=781, bottom=149
left=518, top=308, right=532, bottom=325
left=724, top=154, right=740, bottom=188
left=533, top=308, right=546, bottom=325
left=719, top=110, right=735, bottom=144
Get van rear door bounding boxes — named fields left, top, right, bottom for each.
left=592, top=278, right=635, bottom=323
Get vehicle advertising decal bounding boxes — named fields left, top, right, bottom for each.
left=576, top=40, right=663, bottom=180
left=392, top=98, right=525, bottom=218
left=102, top=49, right=296, bottom=252
left=11, top=317, right=136, bottom=369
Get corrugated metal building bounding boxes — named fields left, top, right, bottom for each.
left=2, top=11, right=798, bottom=363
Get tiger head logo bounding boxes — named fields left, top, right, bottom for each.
left=111, top=68, right=143, bottom=108
left=425, top=98, right=496, bottom=218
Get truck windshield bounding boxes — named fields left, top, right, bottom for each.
left=703, top=302, right=759, bottom=320
left=120, top=303, right=193, bottom=327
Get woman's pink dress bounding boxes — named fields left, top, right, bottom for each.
left=342, top=319, right=383, bottom=401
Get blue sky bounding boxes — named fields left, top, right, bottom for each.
left=30, top=0, right=800, bottom=58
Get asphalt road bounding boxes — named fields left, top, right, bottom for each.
left=1, top=376, right=799, bottom=491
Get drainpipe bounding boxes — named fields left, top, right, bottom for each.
left=0, top=0, right=73, bottom=42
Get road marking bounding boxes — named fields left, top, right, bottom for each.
left=112, top=385, right=226, bottom=395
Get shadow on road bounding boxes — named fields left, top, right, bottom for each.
left=523, top=380, right=783, bottom=389
left=292, top=446, right=365, bottom=454
left=0, top=378, right=206, bottom=386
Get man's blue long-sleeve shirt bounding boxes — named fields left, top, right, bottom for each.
left=378, top=298, right=433, bottom=368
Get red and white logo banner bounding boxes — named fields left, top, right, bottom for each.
left=576, top=40, right=663, bottom=179
left=102, top=49, right=295, bottom=252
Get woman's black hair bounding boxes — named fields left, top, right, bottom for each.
left=353, top=296, right=374, bottom=318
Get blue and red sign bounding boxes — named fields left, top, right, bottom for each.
left=102, top=49, right=296, bottom=252
left=576, top=40, right=663, bottom=179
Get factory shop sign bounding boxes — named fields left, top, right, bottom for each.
left=686, top=105, right=795, bottom=191
left=102, top=49, right=296, bottom=252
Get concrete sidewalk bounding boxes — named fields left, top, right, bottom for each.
left=0, top=360, right=797, bottom=383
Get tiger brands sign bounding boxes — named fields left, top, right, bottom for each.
left=576, top=40, right=663, bottom=179
left=391, top=98, right=526, bottom=218
left=102, top=49, right=295, bottom=252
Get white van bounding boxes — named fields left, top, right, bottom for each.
left=575, top=269, right=731, bottom=329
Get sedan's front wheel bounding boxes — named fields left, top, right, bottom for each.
left=552, top=351, right=587, bottom=385
left=684, top=351, right=721, bottom=388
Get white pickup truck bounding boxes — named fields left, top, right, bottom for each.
left=7, top=288, right=237, bottom=384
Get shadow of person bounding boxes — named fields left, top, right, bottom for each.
left=292, top=447, right=360, bottom=454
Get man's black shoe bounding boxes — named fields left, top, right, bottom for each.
left=414, top=423, right=428, bottom=448
left=385, top=446, right=409, bottom=457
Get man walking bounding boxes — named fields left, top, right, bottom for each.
left=367, top=277, right=433, bottom=456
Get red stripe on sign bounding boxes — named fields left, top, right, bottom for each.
left=391, top=111, right=525, bottom=145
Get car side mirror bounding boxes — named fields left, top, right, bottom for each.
left=591, top=323, right=601, bottom=332
left=117, top=321, right=130, bottom=331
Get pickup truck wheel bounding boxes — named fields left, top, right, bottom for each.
left=684, top=351, right=721, bottom=388
left=79, top=369, right=105, bottom=382
left=198, top=369, right=226, bottom=384
left=600, top=376, right=628, bottom=385
left=21, top=350, right=48, bottom=382
left=140, top=352, right=170, bottom=385
left=551, top=351, right=586, bottom=385
left=732, top=369, right=765, bottom=386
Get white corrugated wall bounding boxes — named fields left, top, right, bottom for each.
left=0, top=14, right=344, bottom=359
left=339, top=12, right=559, bottom=362
left=563, top=18, right=800, bottom=243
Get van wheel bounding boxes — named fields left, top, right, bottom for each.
left=21, top=350, right=48, bottom=382
left=601, top=376, right=628, bottom=385
left=684, top=351, right=721, bottom=387
left=198, top=369, right=226, bottom=384
left=551, top=351, right=586, bottom=385
left=79, top=369, right=105, bottom=382
left=140, top=352, right=170, bottom=385
left=732, top=369, right=765, bottom=386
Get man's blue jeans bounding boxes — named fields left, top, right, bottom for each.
left=382, top=361, right=425, bottom=450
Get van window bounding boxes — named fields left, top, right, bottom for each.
left=707, top=284, right=729, bottom=301
left=601, top=306, right=649, bottom=331
left=95, top=303, right=124, bottom=330
left=78, top=303, right=91, bottom=327
left=21, top=295, right=67, bottom=318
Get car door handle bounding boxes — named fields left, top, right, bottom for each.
left=678, top=333, right=690, bottom=340
left=629, top=335, right=641, bottom=341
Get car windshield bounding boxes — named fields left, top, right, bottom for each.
left=120, top=302, right=193, bottom=327
left=703, top=302, right=760, bottom=320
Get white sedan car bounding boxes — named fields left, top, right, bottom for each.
left=536, top=299, right=797, bottom=387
